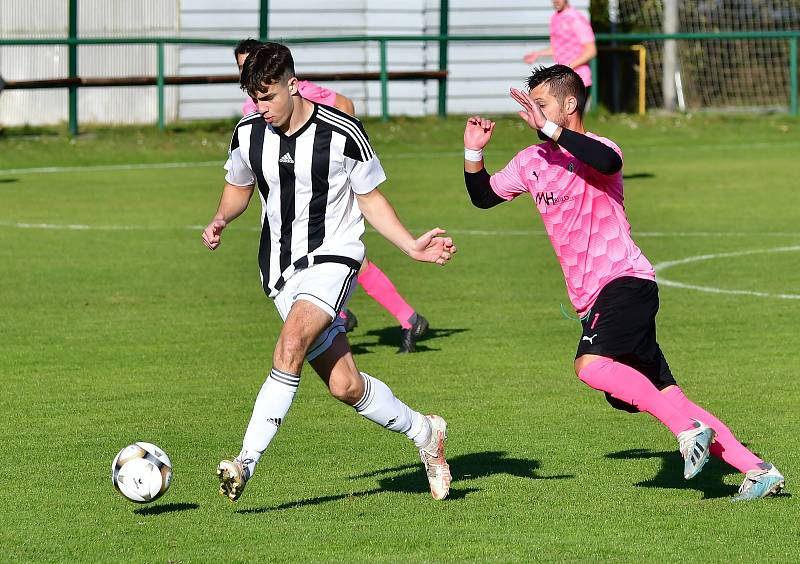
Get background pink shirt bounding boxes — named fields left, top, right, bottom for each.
left=550, top=7, right=595, bottom=87
left=242, top=80, right=338, bottom=115
left=490, top=134, right=655, bottom=316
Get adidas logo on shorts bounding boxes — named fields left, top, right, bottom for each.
left=279, top=152, right=294, bottom=164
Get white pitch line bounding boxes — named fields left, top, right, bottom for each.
left=0, top=152, right=463, bottom=176
left=2, top=220, right=800, bottom=240
left=654, top=246, right=800, bottom=300
left=1, top=137, right=799, bottom=176
left=0, top=161, right=223, bottom=175
left=5, top=220, right=799, bottom=299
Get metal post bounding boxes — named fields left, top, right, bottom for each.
left=589, top=57, right=599, bottom=113
left=790, top=37, right=798, bottom=117
left=379, top=40, right=389, bottom=122
left=662, top=0, right=678, bottom=111
left=157, top=42, right=165, bottom=130
left=259, top=0, right=269, bottom=41
left=68, top=0, right=78, bottom=136
left=437, top=0, right=449, bottom=118
left=609, top=0, right=620, bottom=112
left=637, top=45, right=647, bottom=115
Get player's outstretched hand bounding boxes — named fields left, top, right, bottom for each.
left=510, top=88, right=547, bottom=131
left=523, top=51, right=540, bottom=65
left=410, top=228, right=457, bottom=266
left=202, top=219, right=227, bottom=250
left=464, top=116, right=496, bottom=150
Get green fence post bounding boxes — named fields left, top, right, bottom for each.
left=790, top=37, right=798, bottom=117
left=157, top=42, right=165, bottom=131
left=438, top=0, right=449, bottom=118
left=379, top=40, right=389, bottom=122
left=259, top=0, right=269, bottom=41
left=589, top=56, right=598, bottom=113
left=68, top=0, right=78, bottom=136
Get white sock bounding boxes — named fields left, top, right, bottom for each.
left=353, top=372, right=431, bottom=448
left=237, top=367, right=299, bottom=477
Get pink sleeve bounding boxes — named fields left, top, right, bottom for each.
left=489, top=152, right=528, bottom=201
left=573, top=13, right=596, bottom=45
left=297, top=80, right=338, bottom=107
left=242, top=97, right=257, bottom=116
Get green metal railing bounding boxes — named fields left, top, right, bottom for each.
left=1, top=31, right=798, bottom=134
left=67, top=0, right=78, bottom=136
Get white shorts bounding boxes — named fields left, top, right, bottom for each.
left=273, top=262, right=359, bottom=361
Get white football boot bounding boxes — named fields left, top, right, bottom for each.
left=731, top=463, right=785, bottom=502
left=217, top=458, right=250, bottom=502
left=678, top=420, right=716, bottom=479
left=418, top=415, right=451, bottom=500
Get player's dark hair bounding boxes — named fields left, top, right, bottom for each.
left=526, top=64, right=587, bottom=117
left=233, top=38, right=262, bottom=60
left=240, top=42, right=295, bottom=96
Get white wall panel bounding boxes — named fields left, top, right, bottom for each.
left=1, top=1, right=591, bottom=124
left=0, top=0, right=180, bottom=126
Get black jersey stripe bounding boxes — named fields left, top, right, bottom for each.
left=328, top=110, right=373, bottom=159
left=277, top=135, right=296, bottom=274
left=316, top=113, right=370, bottom=162
left=308, top=127, right=332, bottom=254
left=317, top=108, right=374, bottom=161
left=316, top=110, right=373, bottom=161
left=249, top=119, right=272, bottom=296
left=230, top=113, right=263, bottom=152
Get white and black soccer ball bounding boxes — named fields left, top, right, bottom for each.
left=111, top=442, right=172, bottom=503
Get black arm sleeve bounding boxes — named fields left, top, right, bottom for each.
left=556, top=128, right=623, bottom=175
left=465, top=168, right=505, bottom=209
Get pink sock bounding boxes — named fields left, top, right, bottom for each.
left=357, top=262, right=415, bottom=329
left=662, top=387, right=763, bottom=473
left=578, top=358, right=695, bottom=436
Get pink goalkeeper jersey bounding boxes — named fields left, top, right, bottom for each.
left=550, top=7, right=595, bottom=87
left=242, top=80, right=337, bottom=115
left=490, top=133, right=655, bottom=316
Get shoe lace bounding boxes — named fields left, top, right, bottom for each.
left=738, top=469, right=766, bottom=494
left=234, top=457, right=254, bottom=481
left=419, top=429, right=442, bottom=478
left=677, top=429, right=699, bottom=459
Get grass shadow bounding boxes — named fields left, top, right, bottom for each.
left=236, top=486, right=480, bottom=514
left=606, top=448, right=740, bottom=499
left=134, top=502, right=200, bottom=515
left=349, top=326, right=468, bottom=355
left=236, top=450, right=572, bottom=514
left=0, top=178, right=19, bottom=183
left=351, top=450, right=573, bottom=483
left=622, top=172, right=655, bottom=181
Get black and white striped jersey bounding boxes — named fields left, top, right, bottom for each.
left=224, top=103, right=386, bottom=298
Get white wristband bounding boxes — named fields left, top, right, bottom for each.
left=541, top=120, right=559, bottom=139
left=464, top=148, right=484, bottom=162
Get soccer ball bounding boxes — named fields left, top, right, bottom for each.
left=111, top=442, right=172, bottom=503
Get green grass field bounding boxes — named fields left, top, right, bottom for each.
left=1, top=113, right=799, bottom=562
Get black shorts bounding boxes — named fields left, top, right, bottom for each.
left=575, top=276, right=676, bottom=392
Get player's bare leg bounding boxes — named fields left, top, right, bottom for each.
left=311, top=334, right=451, bottom=499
